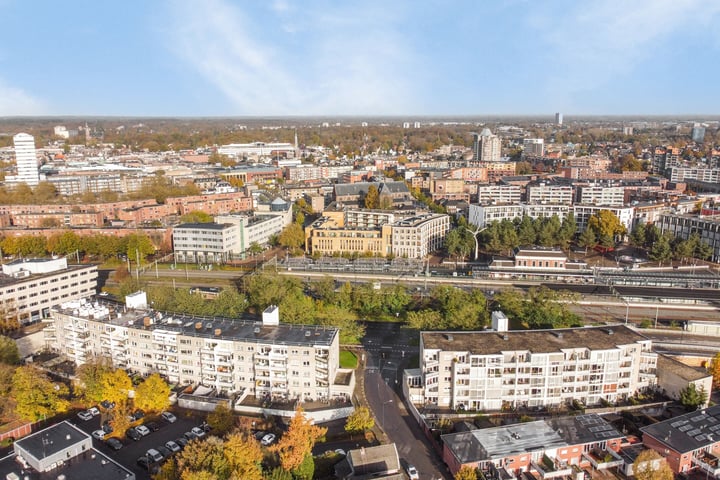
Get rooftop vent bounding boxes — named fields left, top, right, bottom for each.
left=555, top=332, right=563, bottom=339
left=606, top=329, right=614, bottom=335
left=445, top=334, right=454, bottom=341
left=503, top=334, right=509, bottom=341
left=305, top=331, right=311, bottom=337
left=195, top=322, right=203, bottom=330
left=254, top=327, right=260, bottom=334
left=66, top=434, right=71, bottom=440
left=214, top=328, right=222, bottom=337
left=205, top=323, right=212, bottom=330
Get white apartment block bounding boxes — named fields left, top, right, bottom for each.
left=0, top=257, right=97, bottom=324
left=217, top=142, right=297, bottom=159
left=216, top=210, right=292, bottom=256
left=657, top=214, right=720, bottom=262
left=577, top=185, right=626, bottom=207
left=172, top=222, right=239, bottom=263
left=469, top=203, right=570, bottom=228
left=526, top=184, right=574, bottom=205
left=7, top=133, right=40, bottom=186
left=390, top=213, right=451, bottom=259
left=522, top=138, right=545, bottom=157
left=573, top=205, right=634, bottom=233
left=344, top=209, right=396, bottom=229
left=417, top=325, right=658, bottom=411
left=46, top=302, right=343, bottom=401
left=473, top=129, right=501, bottom=162
left=476, top=185, right=522, bottom=205
left=668, top=167, right=720, bottom=183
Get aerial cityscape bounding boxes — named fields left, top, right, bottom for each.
left=1, top=1, right=720, bottom=480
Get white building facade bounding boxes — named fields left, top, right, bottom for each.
left=390, top=213, right=451, bottom=258
left=8, top=133, right=40, bottom=186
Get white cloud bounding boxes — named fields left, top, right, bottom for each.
left=164, top=0, right=416, bottom=115
left=534, top=0, right=720, bottom=110
left=0, top=78, right=45, bottom=115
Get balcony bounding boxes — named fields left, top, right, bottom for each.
left=531, top=455, right=573, bottom=479
left=270, top=362, right=286, bottom=370
left=692, top=452, right=720, bottom=477
left=583, top=449, right=623, bottom=470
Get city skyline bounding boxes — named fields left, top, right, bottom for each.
left=1, top=0, right=719, bottom=117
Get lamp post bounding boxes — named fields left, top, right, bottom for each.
left=382, top=399, right=393, bottom=428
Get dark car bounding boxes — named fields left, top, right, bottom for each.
left=105, top=437, right=123, bottom=451
left=253, top=430, right=267, bottom=440
left=102, top=422, right=113, bottom=434
left=132, top=410, right=145, bottom=421
left=175, top=437, right=188, bottom=448
left=100, top=400, right=116, bottom=409
left=144, top=421, right=160, bottom=432
left=183, top=431, right=197, bottom=441
left=136, top=456, right=159, bottom=474
left=126, top=427, right=142, bottom=441
left=156, top=445, right=172, bottom=460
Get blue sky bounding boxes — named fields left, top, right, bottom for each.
left=1, top=0, right=719, bottom=116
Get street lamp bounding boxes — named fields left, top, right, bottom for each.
left=382, top=399, right=393, bottom=428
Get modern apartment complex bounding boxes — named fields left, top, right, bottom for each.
left=472, top=129, right=501, bottom=162
left=7, top=133, right=40, bottom=186
left=577, top=185, right=626, bottom=207
left=45, top=301, right=343, bottom=402
left=526, top=184, right=574, bottom=205
left=0, top=257, right=97, bottom=324
left=412, top=325, right=663, bottom=411
left=476, top=184, right=522, bottom=205
left=522, top=138, right=545, bottom=157
left=389, top=213, right=451, bottom=259
left=657, top=213, right=720, bottom=262
left=172, top=222, right=239, bottom=263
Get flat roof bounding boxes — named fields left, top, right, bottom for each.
left=0, top=450, right=134, bottom=480
left=0, top=263, right=96, bottom=288
left=53, top=301, right=338, bottom=347
left=15, top=421, right=87, bottom=460
left=642, top=404, right=720, bottom=454
left=656, top=355, right=711, bottom=382
left=174, top=222, right=234, bottom=230
left=443, top=414, right=623, bottom=464
left=421, top=325, right=649, bottom=355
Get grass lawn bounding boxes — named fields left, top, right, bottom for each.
left=339, top=350, right=358, bottom=369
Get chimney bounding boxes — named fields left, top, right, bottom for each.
left=143, top=316, right=152, bottom=327
left=195, top=322, right=203, bottom=330
left=214, top=328, right=222, bottom=337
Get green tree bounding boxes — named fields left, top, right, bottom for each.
left=629, top=223, right=647, bottom=248
left=679, top=383, right=707, bottom=411
left=648, top=234, right=672, bottom=266
left=292, top=454, right=314, bottom=480
left=577, top=227, right=597, bottom=251
left=47, top=230, right=82, bottom=256
left=134, top=373, right=170, bottom=412
left=206, top=402, right=236, bottom=436
left=180, top=211, right=214, bottom=223
left=632, top=449, right=673, bottom=480
left=12, top=365, right=70, bottom=421
left=363, top=185, right=379, bottom=209
left=247, top=242, right=263, bottom=256
left=406, top=309, right=443, bottom=330
left=123, top=232, right=155, bottom=263
left=345, top=406, right=375, bottom=437
left=517, top=216, right=537, bottom=245
left=0, top=335, right=20, bottom=364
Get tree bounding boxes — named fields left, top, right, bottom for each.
left=708, top=352, right=720, bottom=389
left=577, top=227, right=596, bottom=251
left=632, top=449, right=673, bottom=480
left=180, top=211, right=213, bottom=223
left=363, top=185, right=379, bottom=209
left=679, top=383, right=708, bottom=411
left=648, top=234, right=672, bottom=266
left=100, top=369, right=132, bottom=406
left=75, top=355, right=113, bottom=404
left=587, top=210, right=626, bottom=245
left=271, top=407, right=327, bottom=472
left=174, top=435, right=230, bottom=479
left=123, top=232, right=155, bottom=263
left=134, top=373, right=170, bottom=412
left=207, top=402, right=236, bottom=436
left=278, top=223, right=305, bottom=251
left=345, top=406, right=375, bottom=437
left=445, top=228, right=473, bottom=262
left=108, top=401, right=133, bottom=438
left=292, top=454, right=315, bottom=480
left=455, top=465, right=478, bottom=480
left=12, top=365, right=70, bottom=421
left=247, top=242, right=263, bottom=256
left=224, top=431, right=264, bottom=480
left=0, top=335, right=20, bottom=364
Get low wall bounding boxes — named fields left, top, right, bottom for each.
left=233, top=404, right=354, bottom=423
left=177, top=394, right=226, bottom=412
left=0, top=421, right=33, bottom=443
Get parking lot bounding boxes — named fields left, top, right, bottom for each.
left=71, top=408, right=207, bottom=479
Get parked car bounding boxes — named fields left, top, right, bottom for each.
left=156, top=445, right=172, bottom=460
left=406, top=465, right=419, bottom=480
left=88, top=407, right=100, bottom=416
left=260, top=433, right=276, bottom=446
left=335, top=449, right=346, bottom=456
left=136, top=456, right=159, bottom=473
left=101, top=422, right=113, bottom=434
left=132, top=410, right=145, bottom=421
left=126, top=428, right=142, bottom=441
left=165, top=440, right=181, bottom=453
left=191, top=427, right=206, bottom=438
left=253, top=430, right=267, bottom=441
left=146, top=448, right=164, bottom=463
left=175, top=437, right=189, bottom=448
left=91, top=430, right=107, bottom=440
left=100, top=400, right=116, bottom=410
left=161, top=411, right=177, bottom=423
left=135, top=425, right=151, bottom=437
left=183, top=431, right=197, bottom=441
left=144, top=421, right=160, bottom=432
left=105, top=438, right=123, bottom=451
left=77, top=410, right=93, bottom=421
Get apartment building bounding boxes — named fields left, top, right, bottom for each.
left=522, top=138, right=544, bottom=157
left=390, top=213, right=450, bottom=259
left=657, top=213, right=720, bottom=262
left=668, top=167, right=720, bottom=183
left=305, top=216, right=392, bottom=256
left=526, top=184, right=574, bottom=205
left=215, top=209, right=293, bottom=256
left=572, top=205, right=634, bottom=233
left=415, top=325, right=659, bottom=411
left=46, top=302, right=342, bottom=401
left=0, top=257, right=97, bottom=324
left=577, top=185, right=627, bottom=207
left=172, top=222, right=239, bottom=263
left=469, top=203, right=570, bottom=228
left=476, top=185, right=522, bottom=205
left=472, top=129, right=501, bottom=162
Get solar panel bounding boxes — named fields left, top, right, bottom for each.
left=688, top=429, right=702, bottom=436
left=710, top=425, right=720, bottom=433
left=691, top=416, right=704, bottom=423
left=671, top=420, right=689, bottom=428
left=696, top=435, right=707, bottom=442
left=708, top=417, right=719, bottom=424
left=679, top=425, right=693, bottom=432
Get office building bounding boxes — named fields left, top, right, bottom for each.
left=0, top=257, right=97, bottom=324
left=172, top=222, right=239, bottom=264
left=692, top=123, right=706, bottom=143
left=472, top=129, right=501, bottom=162
left=8, top=133, right=40, bottom=186
left=413, top=325, right=660, bottom=411
left=657, top=214, right=720, bottom=262
left=555, top=112, right=563, bottom=126
left=522, top=138, right=545, bottom=157
left=46, top=302, right=344, bottom=402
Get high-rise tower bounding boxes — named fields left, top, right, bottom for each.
left=11, top=133, right=40, bottom=186
left=472, top=128, right=501, bottom=162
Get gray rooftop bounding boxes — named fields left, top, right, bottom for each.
left=0, top=450, right=134, bottom=480
left=642, top=404, right=720, bottom=454
left=421, top=325, right=648, bottom=355
left=347, top=443, right=401, bottom=477
left=15, top=421, right=87, bottom=461
left=174, top=222, right=234, bottom=230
